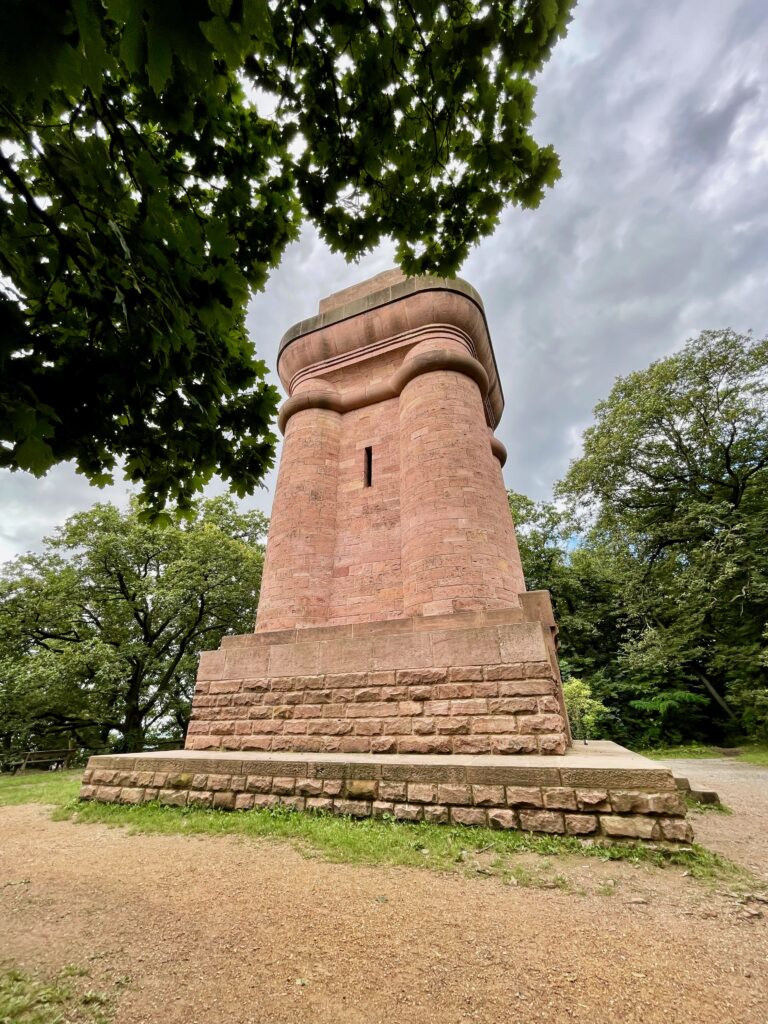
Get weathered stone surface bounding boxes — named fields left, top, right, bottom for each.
left=505, top=786, right=543, bottom=808
left=472, top=785, right=506, bottom=807
left=393, top=803, right=423, bottom=822
left=575, top=789, right=611, bottom=812
left=437, top=784, right=472, bottom=806
left=450, top=807, right=487, bottom=827
left=542, top=787, right=577, bottom=811
left=488, top=809, right=518, bottom=830
left=423, top=804, right=450, bottom=824
left=600, top=815, right=660, bottom=840
left=564, top=814, right=598, bottom=835
left=659, top=817, right=694, bottom=842
left=345, top=778, right=377, bottom=800
left=334, top=799, right=371, bottom=818
left=518, top=809, right=565, bottom=834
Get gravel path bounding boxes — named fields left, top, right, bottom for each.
left=1, top=802, right=767, bottom=1024
left=660, top=758, right=768, bottom=881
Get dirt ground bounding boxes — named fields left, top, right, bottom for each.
left=661, top=757, right=768, bottom=881
left=1, top=761, right=767, bottom=1024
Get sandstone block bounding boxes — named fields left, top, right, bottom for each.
left=472, top=785, right=506, bottom=807
left=576, top=789, right=611, bottom=811
left=537, top=734, right=567, bottom=755
left=271, top=777, right=296, bottom=795
left=235, top=793, right=254, bottom=811
left=207, top=774, right=232, bottom=792
left=306, top=797, right=334, bottom=814
left=252, top=794, right=279, bottom=809
left=413, top=718, right=436, bottom=735
left=159, top=789, right=188, bottom=807
left=188, top=791, right=214, bottom=808
left=452, top=736, right=491, bottom=754
left=490, top=736, right=537, bottom=754
left=379, top=782, right=407, bottom=801
left=437, top=784, right=472, bottom=806
left=659, top=818, right=694, bottom=842
left=489, top=697, right=537, bottom=714
left=448, top=666, right=483, bottom=682
left=396, top=669, right=447, bottom=685
left=505, top=787, right=543, bottom=808
left=408, top=783, right=437, bottom=803
left=488, top=809, right=518, bottom=830
left=451, top=807, right=487, bottom=827
left=600, top=815, right=660, bottom=840
left=335, top=799, right=372, bottom=817
left=372, top=801, right=395, bottom=818
left=118, top=787, right=145, bottom=805
left=345, top=779, right=377, bottom=800
left=564, top=814, right=598, bottom=835
left=279, top=796, right=306, bottom=811
left=519, top=809, right=565, bottom=834
left=394, top=803, right=423, bottom=822
left=398, top=736, right=452, bottom=754
left=212, top=792, right=236, bottom=810
left=424, top=804, right=450, bottom=824
left=296, top=779, right=324, bottom=797
left=542, top=788, right=578, bottom=811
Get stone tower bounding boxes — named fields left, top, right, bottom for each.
left=81, top=271, right=693, bottom=845
left=257, top=269, right=525, bottom=631
left=186, top=271, right=572, bottom=756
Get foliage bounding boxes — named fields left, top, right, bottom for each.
left=512, top=329, right=768, bottom=748
left=0, top=496, right=266, bottom=753
left=562, top=678, right=609, bottom=741
left=0, top=0, right=574, bottom=511
left=0, top=966, right=110, bottom=1024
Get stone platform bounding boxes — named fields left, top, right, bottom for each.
left=186, top=602, right=572, bottom=757
left=79, top=741, right=693, bottom=842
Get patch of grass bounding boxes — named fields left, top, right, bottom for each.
left=737, top=744, right=768, bottom=766
left=53, top=798, right=754, bottom=888
left=0, top=966, right=111, bottom=1024
left=640, top=744, right=721, bottom=760
left=684, top=794, right=732, bottom=814
left=640, top=742, right=768, bottom=765
left=0, top=770, right=82, bottom=807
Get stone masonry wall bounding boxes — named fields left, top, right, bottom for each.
left=187, top=612, right=570, bottom=756
left=80, top=751, right=693, bottom=843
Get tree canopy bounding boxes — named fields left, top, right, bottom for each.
left=511, top=328, right=768, bottom=748
left=0, top=496, right=267, bottom=753
left=0, top=0, right=574, bottom=511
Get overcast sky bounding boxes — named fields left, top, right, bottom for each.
left=2, top=0, right=767, bottom=563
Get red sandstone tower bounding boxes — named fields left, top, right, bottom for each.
left=187, top=271, right=572, bottom=756
left=81, top=271, right=694, bottom=843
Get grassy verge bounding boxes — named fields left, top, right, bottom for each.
left=0, top=769, right=82, bottom=807
left=0, top=966, right=111, bottom=1024
left=2, top=768, right=757, bottom=891
left=54, top=796, right=750, bottom=887
left=641, top=743, right=768, bottom=765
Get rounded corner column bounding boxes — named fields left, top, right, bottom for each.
left=255, top=406, right=342, bottom=632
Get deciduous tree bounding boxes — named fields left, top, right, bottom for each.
left=0, top=496, right=266, bottom=753
left=0, top=0, right=574, bottom=510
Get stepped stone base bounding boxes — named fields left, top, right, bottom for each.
left=80, top=741, right=693, bottom=843
left=187, top=600, right=571, bottom=757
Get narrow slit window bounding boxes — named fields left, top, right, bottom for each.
left=364, top=446, right=373, bottom=487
